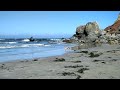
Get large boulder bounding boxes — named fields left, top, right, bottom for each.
left=73, top=21, right=100, bottom=41
left=85, top=22, right=99, bottom=34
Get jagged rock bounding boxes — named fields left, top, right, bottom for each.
left=62, top=39, right=72, bottom=43
left=115, top=13, right=120, bottom=23
left=104, top=13, right=120, bottom=35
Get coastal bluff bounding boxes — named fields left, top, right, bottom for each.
left=63, top=13, right=120, bottom=49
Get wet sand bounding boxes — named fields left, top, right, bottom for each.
left=0, top=44, right=120, bottom=79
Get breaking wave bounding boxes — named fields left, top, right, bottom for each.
left=0, top=43, right=51, bottom=49
left=22, top=39, right=30, bottom=42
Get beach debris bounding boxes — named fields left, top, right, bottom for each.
left=77, top=68, right=89, bottom=74
left=64, top=65, right=83, bottom=68
left=54, top=58, right=65, bottom=62
left=76, top=75, right=82, bottom=79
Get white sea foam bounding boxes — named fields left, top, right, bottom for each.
left=22, top=39, right=30, bottom=42
left=20, top=45, right=30, bottom=48
left=0, top=46, right=16, bottom=49
left=5, top=42, right=17, bottom=44
left=0, top=43, right=51, bottom=49
left=21, top=44, right=50, bottom=47
left=44, top=45, right=51, bottom=46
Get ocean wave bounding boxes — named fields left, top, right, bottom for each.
left=22, top=44, right=51, bottom=47
left=50, top=38, right=61, bottom=41
left=0, top=42, right=17, bottom=44
left=0, top=43, right=51, bottom=49
left=44, top=45, right=51, bottom=46
left=4, top=42, right=17, bottom=44
left=22, top=39, right=30, bottom=42
left=0, top=39, right=4, bottom=40
left=0, top=46, right=17, bottom=49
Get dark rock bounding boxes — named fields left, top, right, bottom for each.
left=33, top=59, right=38, bottom=61
left=62, top=39, right=72, bottom=43
left=80, top=51, right=88, bottom=53
left=29, top=37, right=35, bottom=42
left=101, top=62, right=106, bottom=64
left=89, top=52, right=102, bottom=58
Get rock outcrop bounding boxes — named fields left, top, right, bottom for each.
left=104, top=13, right=120, bottom=35
left=63, top=13, right=120, bottom=51
left=72, top=21, right=101, bottom=42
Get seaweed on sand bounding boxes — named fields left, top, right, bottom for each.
left=64, top=65, right=83, bottom=68
left=93, top=60, right=105, bottom=62
left=77, top=68, right=89, bottom=74
left=60, top=72, right=76, bottom=76
left=76, top=75, right=82, bottom=79
left=89, top=52, right=102, bottom=58
left=54, top=58, right=65, bottom=62
left=72, top=61, right=81, bottom=63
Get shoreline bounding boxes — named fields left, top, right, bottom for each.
left=0, top=44, right=120, bottom=79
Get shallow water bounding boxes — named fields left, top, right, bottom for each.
left=0, top=38, right=75, bottom=62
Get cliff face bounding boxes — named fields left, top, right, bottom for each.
left=104, top=14, right=120, bottom=35
left=63, top=13, right=120, bottom=46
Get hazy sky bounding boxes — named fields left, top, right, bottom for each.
left=0, top=11, right=119, bottom=38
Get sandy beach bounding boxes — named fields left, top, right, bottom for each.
left=0, top=44, right=120, bottom=79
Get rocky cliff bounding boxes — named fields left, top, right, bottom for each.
left=63, top=13, right=120, bottom=49
left=104, top=13, right=120, bottom=35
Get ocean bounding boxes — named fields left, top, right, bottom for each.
left=0, top=38, right=75, bottom=62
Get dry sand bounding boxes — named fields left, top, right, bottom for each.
left=0, top=44, right=120, bottom=79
